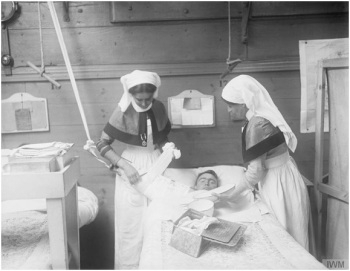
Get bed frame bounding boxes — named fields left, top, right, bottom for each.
left=2, top=157, right=81, bottom=269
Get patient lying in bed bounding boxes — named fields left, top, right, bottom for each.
left=138, top=165, right=262, bottom=269
left=138, top=166, right=255, bottom=222
left=193, top=170, right=219, bottom=191
left=139, top=165, right=325, bottom=270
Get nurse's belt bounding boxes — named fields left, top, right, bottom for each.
left=48, top=2, right=113, bottom=170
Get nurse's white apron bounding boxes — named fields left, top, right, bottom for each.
left=114, top=119, right=161, bottom=269
left=258, top=151, right=310, bottom=250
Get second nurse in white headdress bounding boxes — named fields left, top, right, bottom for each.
left=217, top=75, right=309, bottom=250
left=96, top=70, right=171, bottom=269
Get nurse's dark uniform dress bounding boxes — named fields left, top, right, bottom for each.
left=99, top=99, right=171, bottom=269
left=242, top=115, right=310, bottom=250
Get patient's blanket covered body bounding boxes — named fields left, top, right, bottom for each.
left=138, top=166, right=325, bottom=270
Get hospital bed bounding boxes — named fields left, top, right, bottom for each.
left=1, top=158, right=99, bottom=270
left=138, top=165, right=326, bottom=270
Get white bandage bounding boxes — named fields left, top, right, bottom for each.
left=134, top=142, right=181, bottom=194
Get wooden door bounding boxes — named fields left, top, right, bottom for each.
left=325, top=63, right=349, bottom=259
left=314, top=57, right=349, bottom=261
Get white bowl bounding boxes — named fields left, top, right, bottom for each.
left=188, top=199, right=214, bottom=216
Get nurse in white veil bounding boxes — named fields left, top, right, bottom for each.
left=217, top=74, right=309, bottom=250
left=96, top=70, right=171, bottom=269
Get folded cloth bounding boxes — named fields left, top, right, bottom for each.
left=177, top=216, right=219, bottom=236
left=11, top=142, right=73, bottom=158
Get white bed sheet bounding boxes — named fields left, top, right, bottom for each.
left=139, top=166, right=326, bottom=270
left=1, top=186, right=99, bottom=270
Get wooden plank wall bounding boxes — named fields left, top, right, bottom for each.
left=1, top=2, right=348, bottom=269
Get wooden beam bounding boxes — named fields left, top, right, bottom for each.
left=109, top=2, right=348, bottom=23
left=2, top=59, right=300, bottom=83
left=322, top=57, right=349, bottom=68
left=314, top=60, right=327, bottom=260
left=302, top=175, right=314, bottom=187
left=318, top=182, right=349, bottom=203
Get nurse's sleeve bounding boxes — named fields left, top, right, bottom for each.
left=96, top=131, right=122, bottom=167
left=244, top=155, right=267, bottom=189
left=243, top=118, right=277, bottom=189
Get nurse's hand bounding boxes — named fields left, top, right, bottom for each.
left=211, top=188, right=236, bottom=202
left=211, top=181, right=248, bottom=202
left=117, top=159, right=141, bottom=185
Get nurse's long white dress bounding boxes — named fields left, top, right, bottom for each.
left=114, top=118, right=161, bottom=269
left=244, top=116, right=310, bottom=250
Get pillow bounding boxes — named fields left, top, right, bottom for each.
left=164, top=165, right=245, bottom=188
left=77, top=186, right=99, bottom=227
left=163, top=166, right=254, bottom=215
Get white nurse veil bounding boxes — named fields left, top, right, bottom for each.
left=118, top=70, right=161, bottom=112
left=222, top=75, right=297, bottom=152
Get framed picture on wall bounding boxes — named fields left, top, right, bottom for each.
left=168, top=89, right=215, bottom=128
left=2, top=92, right=49, bottom=134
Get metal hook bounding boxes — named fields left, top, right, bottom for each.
left=63, top=2, right=70, bottom=22
left=220, top=59, right=242, bottom=79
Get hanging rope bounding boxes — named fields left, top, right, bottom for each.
left=227, top=1, right=231, bottom=64
left=27, top=2, right=61, bottom=88
left=37, top=2, right=45, bottom=75
left=47, top=1, right=113, bottom=170
left=220, top=1, right=242, bottom=79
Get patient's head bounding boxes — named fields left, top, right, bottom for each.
left=194, top=170, right=219, bottom=191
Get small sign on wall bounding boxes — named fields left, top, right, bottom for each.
left=168, top=89, right=215, bottom=128
left=2, top=93, right=49, bottom=134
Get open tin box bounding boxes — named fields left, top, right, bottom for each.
left=169, top=209, right=247, bottom=257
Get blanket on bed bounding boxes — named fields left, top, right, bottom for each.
left=1, top=187, right=99, bottom=270
left=2, top=211, right=51, bottom=270
left=139, top=198, right=326, bottom=270
left=161, top=220, right=295, bottom=269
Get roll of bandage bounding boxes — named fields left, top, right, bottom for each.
left=134, top=143, right=181, bottom=194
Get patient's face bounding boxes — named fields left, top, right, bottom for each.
left=195, top=173, right=218, bottom=191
